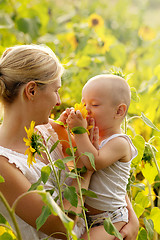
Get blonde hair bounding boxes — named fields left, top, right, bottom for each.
left=0, top=44, right=63, bottom=103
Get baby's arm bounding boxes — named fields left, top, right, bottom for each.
left=67, top=110, right=130, bottom=170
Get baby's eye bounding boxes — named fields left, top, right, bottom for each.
left=92, top=104, right=99, bottom=107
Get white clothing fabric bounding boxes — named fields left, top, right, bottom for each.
left=87, top=206, right=128, bottom=227
left=0, top=123, right=80, bottom=239
left=85, top=134, right=138, bottom=212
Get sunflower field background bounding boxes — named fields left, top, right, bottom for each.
left=0, top=0, right=160, bottom=239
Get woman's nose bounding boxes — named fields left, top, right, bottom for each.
left=56, top=93, right=61, bottom=106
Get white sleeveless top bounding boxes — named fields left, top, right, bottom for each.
left=0, top=123, right=69, bottom=240
left=85, top=134, right=138, bottom=211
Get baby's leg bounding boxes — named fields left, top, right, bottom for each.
left=81, top=221, right=126, bottom=240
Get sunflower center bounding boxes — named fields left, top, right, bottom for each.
left=92, top=18, right=99, bottom=26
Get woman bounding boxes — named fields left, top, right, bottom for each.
left=0, top=45, right=138, bottom=240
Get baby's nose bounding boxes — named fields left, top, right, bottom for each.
left=86, top=106, right=91, bottom=114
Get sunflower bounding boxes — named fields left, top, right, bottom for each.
left=74, top=102, right=88, bottom=119
left=74, top=102, right=94, bottom=135
left=23, top=121, right=43, bottom=167
left=88, top=13, right=104, bottom=28
left=138, top=26, right=156, bottom=41
left=0, top=226, right=16, bottom=239
left=66, top=32, right=78, bottom=50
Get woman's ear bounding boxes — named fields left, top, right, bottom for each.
left=24, top=81, right=37, bottom=100
left=115, top=104, right=127, bottom=118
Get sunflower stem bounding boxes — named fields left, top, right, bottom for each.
left=67, top=126, right=90, bottom=240
left=42, top=145, right=71, bottom=239
left=42, top=145, right=64, bottom=211
left=0, top=192, right=22, bottom=240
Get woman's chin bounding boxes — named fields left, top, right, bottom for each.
left=36, top=118, right=49, bottom=126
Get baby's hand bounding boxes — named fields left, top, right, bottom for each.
left=57, top=108, right=74, bottom=125
left=88, top=118, right=99, bottom=149
left=67, top=110, right=87, bottom=130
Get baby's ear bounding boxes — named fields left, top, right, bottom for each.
left=115, top=104, right=127, bottom=118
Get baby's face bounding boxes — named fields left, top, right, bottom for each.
left=81, top=77, right=116, bottom=131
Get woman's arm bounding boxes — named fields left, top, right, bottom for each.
left=115, top=194, right=139, bottom=240
left=0, top=156, right=92, bottom=239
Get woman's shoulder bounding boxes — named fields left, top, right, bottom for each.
left=0, top=146, right=45, bottom=183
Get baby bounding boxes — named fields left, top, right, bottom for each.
left=67, top=74, right=138, bottom=239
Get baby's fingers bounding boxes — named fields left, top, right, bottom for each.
left=88, top=118, right=95, bottom=142
left=93, top=126, right=99, bottom=149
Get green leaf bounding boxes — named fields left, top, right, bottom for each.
left=0, top=213, right=7, bottom=224
left=141, top=112, right=160, bottom=132
left=131, top=135, right=145, bottom=167
left=137, top=227, right=148, bottom=240
left=135, top=192, right=149, bottom=209
left=66, top=147, right=77, bottom=156
left=39, top=191, right=75, bottom=237
left=50, top=140, right=60, bottom=153
left=143, top=218, right=154, bottom=240
left=65, top=172, right=78, bottom=179
left=28, top=177, right=42, bottom=191
left=0, top=14, right=13, bottom=29
left=0, top=232, right=14, bottom=240
left=0, top=175, right=4, bottom=183
left=36, top=205, right=52, bottom=231
left=149, top=207, right=160, bottom=234
left=103, top=218, right=123, bottom=240
left=72, top=126, right=87, bottom=134
left=142, top=162, right=157, bottom=184
left=16, top=16, right=41, bottom=39
left=41, top=166, right=52, bottom=184
left=76, top=166, right=87, bottom=174
left=132, top=183, right=145, bottom=191
left=132, top=200, right=145, bottom=218
left=76, top=55, right=91, bottom=68
left=130, top=87, right=140, bottom=102
left=83, top=152, right=96, bottom=170
left=62, top=156, right=75, bottom=163
left=54, top=159, right=65, bottom=170
left=53, top=120, right=66, bottom=127
left=37, top=185, right=44, bottom=191
left=81, top=189, right=97, bottom=198
left=63, top=186, right=78, bottom=207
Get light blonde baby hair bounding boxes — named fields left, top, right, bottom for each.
left=87, top=74, right=131, bottom=113
left=0, top=44, right=63, bottom=103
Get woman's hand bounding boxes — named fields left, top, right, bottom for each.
left=117, top=214, right=139, bottom=240
left=115, top=195, right=139, bottom=240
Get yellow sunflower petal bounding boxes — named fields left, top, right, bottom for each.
left=74, top=102, right=88, bottom=119
left=27, top=151, right=36, bottom=167
left=87, top=125, right=93, bottom=130
left=88, top=13, right=104, bottom=28
left=30, top=121, right=35, bottom=132
left=23, top=137, right=31, bottom=146
left=29, top=146, right=36, bottom=153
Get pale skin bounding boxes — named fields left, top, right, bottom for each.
left=67, top=75, right=139, bottom=240
left=0, top=79, right=93, bottom=239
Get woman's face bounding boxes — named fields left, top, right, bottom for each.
left=34, top=77, right=61, bottom=125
